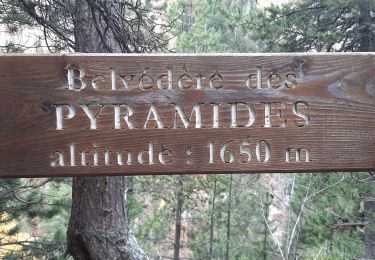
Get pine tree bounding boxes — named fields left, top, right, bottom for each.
left=1, top=0, right=171, bottom=258
left=249, top=0, right=375, bottom=52
left=166, top=0, right=258, bottom=52
left=247, top=1, right=375, bottom=258
left=288, top=173, right=375, bottom=259
left=0, top=178, right=71, bottom=258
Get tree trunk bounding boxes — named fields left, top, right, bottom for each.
left=67, top=177, right=145, bottom=259
left=359, top=2, right=374, bottom=258
left=67, top=1, right=146, bottom=259
left=365, top=199, right=375, bottom=259
left=173, top=176, right=184, bottom=260
left=358, top=0, right=374, bottom=52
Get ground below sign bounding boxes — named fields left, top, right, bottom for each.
left=0, top=53, right=374, bottom=177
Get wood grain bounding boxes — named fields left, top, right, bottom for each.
left=0, top=53, right=374, bottom=177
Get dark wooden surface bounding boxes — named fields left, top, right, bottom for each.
left=0, top=53, right=374, bottom=177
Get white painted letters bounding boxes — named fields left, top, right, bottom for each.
left=56, top=105, right=76, bottom=130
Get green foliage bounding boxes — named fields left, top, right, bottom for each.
left=0, top=178, right=71, bottom=258
left=290, top=173, right=375, bottom=258
left=145, top=211, right=171, bottom=239
left=249, top=0, right=375, bottom=52
left=0, top=41, right=25, bottom=53
left=185, top=174, right=282, bottom=259
left=0, top=1, right=34, bottom=33
left=166, top=0, right=257, bottom=52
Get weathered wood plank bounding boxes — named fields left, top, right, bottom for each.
left=0, top=53, right=374, bottom=177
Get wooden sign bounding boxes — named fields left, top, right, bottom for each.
left=0, top=53, right=374, bottom=177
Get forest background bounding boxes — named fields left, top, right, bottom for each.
left=0, top=0, right=374, bottom=259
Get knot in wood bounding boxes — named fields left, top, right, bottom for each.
left=41, top=101, right=55, bottom=113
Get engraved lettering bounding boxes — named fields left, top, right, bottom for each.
left=185, top=147, right=193, bottom=165
left=50, top=151, right=65, bottom=167
left=207, top=139, right=271, bottom=164
left=211, top=103, right=220, bottom=128
left=285, top=147, right=311, bottom=162
left=267, top=73, right=282, bottom=89
left=66, top=65, right=86, bottom=91
left=209, top=73, right=223, bottom=89
left=56, top=105, right=76, bottom=130
left=245, top=74, right=257, bottom=89
left=220, top=140, right=235, bottom=163
left=66, top=65, right=299, bottom=92
left=144, top=104, right=164, bottom=129
left=256, top=140, right=270, bottom=163
left=138, top=142, right=154, bottom=165
left=120, top=75, right=134, bottom=89
left=256, top=66, right=262, bottom=89
left=81, top=149, right=89, bottom=166
left=104, top=150, right=111, bottom=166
left=70, top=144, right=76, bottom=166
left=159, top=146, right=173, bottom=165
left=93, top=144, right=100, bottom=166
left=168, top=66, right=173, bottom=90
left=173, top=104, right=202, bottom=128
left=196, top=74, right=205, bottom=89
left=111, top=68, right=116, bottom=90
left=263, top=102, right=286, bottom=128
left=139, top=73, right=153, bottom=90
left=239, top=138, right=252, bottom=163
left=80, top=105, right=103, bottom=130
left=178, top=73, right=193, bottom=89
left=54, top=102, right=308, bottom=130
left=92, top=74, right=106, bottom=90
left=207, top=141, right=215, bottom=164
left=285, top=73, right=297, bottom=89
left=114, top=105, right=136, bottom=129
left=157, top=66, right=173, bottom=90
left=230, top=103, right=255, bottom=128
left=117, top=151, right=132, bottom=166
left=293, top=101, right=310, bottom=127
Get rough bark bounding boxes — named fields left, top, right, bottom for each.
left=67, top=177, right=146, bottom=259
left=73, top=0, right=121, bottom=53
left=67, top=1, right=146, bottom=259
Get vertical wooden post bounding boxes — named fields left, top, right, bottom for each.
left=365, top=199, right=375, bottom=259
